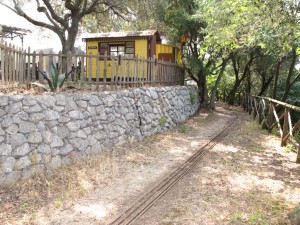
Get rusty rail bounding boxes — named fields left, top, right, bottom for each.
left=108, top=116, right=237, bottom=225
left=245, top=95, right=300, bottom=163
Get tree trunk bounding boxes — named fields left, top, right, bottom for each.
left=272, top=60, right=281, bottom=99
left=210, top=58, right=229, bottom=110
left=258, top=73, right=273, bottom=96
left=281, top=48, right=297, bottom=102
left=198, top=73, right=208, bottom=106
left=228, top=53, right=254, bottom=105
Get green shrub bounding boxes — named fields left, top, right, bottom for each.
left=159, top=117, right=167, bottom=127
left=189, top=90, right=196, bottom=105
left=294, top=128, right=300, bottom=143
left=179, top=124, right=187, bottom=133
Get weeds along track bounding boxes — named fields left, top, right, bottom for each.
left=108, top=115, right=238, bottom=225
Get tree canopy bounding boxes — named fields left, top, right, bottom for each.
left=0, top=0, right=130, bottom=53
left=1, top=0, right=299, bottom=108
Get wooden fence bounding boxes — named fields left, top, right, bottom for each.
left=0, top=41, right=184, bottom=88
left=245, top=95, right=300, bottom=163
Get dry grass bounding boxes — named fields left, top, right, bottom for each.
left=0, top=150, right=121, bottom=223
left=1, top=105, right=299, bottom=225
left=0, top=127, right=184, bottom=224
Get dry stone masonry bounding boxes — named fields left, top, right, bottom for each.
left=0, top=86, right=200, bottom=188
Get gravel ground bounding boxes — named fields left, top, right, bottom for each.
left=2, top=102, right=299, bottom=225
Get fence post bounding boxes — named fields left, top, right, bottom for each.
left=111, top=56, right=115, bottom=89
left=268, top=102, right=274, bottom=133
left=281, top=108, right=289, bottom=146
left=38, top=50, right=44, bottom=82
left=80, top=55, right=85, bottom=82
left=88, top=52, right=92, bottom=83
left=96, top=52, right=100, bottom=83
left=297, top=145, right=300, bottom=164
left=104, top=51, right=107, bottom=90
left=253, top=98, right=257, bottom=119
left=26, top=47, right=31, bottom=82
left=5, top=43, right=10, bottom=83
left=0, top=42, right=4, bottom=83
left=66, top=51, right=72, bottom=81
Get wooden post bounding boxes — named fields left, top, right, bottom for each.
left=66, top=51, right=72, bottom=81
left=268, top=102, right=274, bottom=133
left=58, top=51, right=63, bottom=74
left=80, top=55, right=85, bottom=82
left=296, top=145, right=300, bottom=164
left=16, top=46, right=19, bottom=83
left=4, top=43, right=9, bottom=83
left=116, top=56, right=120, bottom=89
left=96, top=53, right=100, bottom=83
left=111, top=56, right=115, bottom=89
left=103, top=51, right=107, bottom=90
left=142, top=57, right=145, bottom=86
left=0, top=42, right=5, bottom=83
left=7, top=43, right=10, bottom=83
left=48, top=54, right=54, bottom=80
left=32, top=51, right=37, bottom=81
left=88, top=52, right=92, bottom=83
left=134, top=57, right=138, bottom=87
left=26, top=47, right=31, bottom=82
left=281, top=108, right=289, bottom=146
left=21, top=46, right=25, bottom=83
left=253, top=98, right=257, bottom=119
left=38, top=50, right=44, bottom=82
left=122, top=56, right=126, bottom=88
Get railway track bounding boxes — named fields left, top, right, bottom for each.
left=108, top=116, right=237, bottom=225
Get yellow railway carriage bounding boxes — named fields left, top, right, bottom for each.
left=82, top=30, right=180, bottom=79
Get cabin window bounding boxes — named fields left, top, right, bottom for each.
left=110, top=45, right=125, bottom=57
left=98, top=42, right=135, bottom=59
left=125, top=42, right=135, bottom=58
left=99, top=42, right=108, bottom=56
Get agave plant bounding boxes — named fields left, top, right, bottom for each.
left=39, top=63, right=75, bottom=92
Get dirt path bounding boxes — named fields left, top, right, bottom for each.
left=2, top=103, right=299, bottom=225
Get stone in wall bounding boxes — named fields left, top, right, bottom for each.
left=0, top=85, right=200, bottom=188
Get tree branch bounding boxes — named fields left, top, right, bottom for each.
left=11, top=0, right=63, bottom=35
left=42, top=0, right=67, bottom=27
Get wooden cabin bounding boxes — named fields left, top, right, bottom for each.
left=82, top=30, right=180, bottom=79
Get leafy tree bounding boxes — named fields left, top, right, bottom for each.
left=200, top=0, right=300, bottom=104
left=0, top=0, right=130, bottom=54
left=165, top=0, right=216, bottom=106
left=82, top=0, right=168, bottom=32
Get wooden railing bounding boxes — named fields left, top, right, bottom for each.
left=0, top=41, right=184, bottom=88
left=245, top=95, right=300, bottom=163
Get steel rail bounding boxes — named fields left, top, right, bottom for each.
left=108, top=116, right=237, bottom=225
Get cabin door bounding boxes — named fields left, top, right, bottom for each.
left=158, top=53, right=174, bottom=62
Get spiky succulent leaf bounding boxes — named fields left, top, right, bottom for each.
left=58, top=69, right=75, bottom=89
left=57, top=73, right=66, bottom=88
left=50, top=63, right=59, bottom=90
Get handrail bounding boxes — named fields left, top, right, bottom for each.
left=252, top=95, right=300, bottom=112
left=245, top=95, right=300, bottom=163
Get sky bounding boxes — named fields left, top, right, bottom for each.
left=0, top=2, right=84, bottom=52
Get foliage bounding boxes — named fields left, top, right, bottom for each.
left=82, top=0, right=168, bottom=32
left=194, top=0, right=300, bottom=105
left=0, top=0, right=130, bottom=53
left=189, top=90, right=196, bottom=105
left=178, top=124, right=188, bottom=133
left=39, top=64, right=75, bottom=92
left=294, top=128, right=300, bottom=144
left=159, top=117, right=167, bottom=127
left=278, top=81, right=300, bottom=124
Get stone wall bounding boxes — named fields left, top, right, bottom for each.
left=0, top=86, right=200, bottom=188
